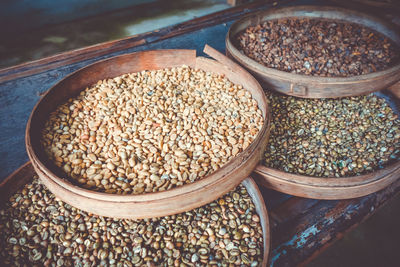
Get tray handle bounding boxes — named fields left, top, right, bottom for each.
left=388, top=81, right=400, bottom=99
left=203, top=45, right=243, bottom=74
left=290, top=83, right=308, bottom=97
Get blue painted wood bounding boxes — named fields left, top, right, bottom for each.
left=268, top=178, right=400, bottom=267
left=0, top=0, right=156, bottom=34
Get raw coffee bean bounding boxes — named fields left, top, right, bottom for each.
left=264, top=92, right=400, bottom=177
left=41, top=66, right=263, bottom=194
left=0, top=177, right=264, bottom=266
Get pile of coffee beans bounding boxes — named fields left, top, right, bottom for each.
left=263, top=92, right=400, bottom=177
left=236, top=18, right=400, bottom=77
left=0, top=177, right=264, bottom=266
left=41, top=66, right=263, bottom=194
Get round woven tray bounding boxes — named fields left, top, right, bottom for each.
left=26, top=45, right=271, bottom=218
left=226, top=5, right=400, bottom=98
left=253, top=89, right=400, bottom=199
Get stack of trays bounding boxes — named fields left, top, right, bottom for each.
left=21, top=45, right=271, bottom=265
left=226, top=5, right=400, bottom=199
left=1, top=5, right=400, bottom=266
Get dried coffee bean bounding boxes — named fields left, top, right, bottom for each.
left=236, top=18, right=400, bottom=77
left=264, top=92, right=400, bottom=177
left=0, top=177, right=264, bottom=266
left=41, top=66, right=263, bottom=194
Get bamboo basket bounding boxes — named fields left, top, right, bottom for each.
left=225, top=5, right=400, bottom=98
left=0, top=162, right=271, bottom=266
left=25, top=45, right=271, bottom=219
left=253, top=89, right=400, bottom=199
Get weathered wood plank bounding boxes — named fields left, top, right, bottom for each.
left=269, top=198, right=319, bottom=228
left=0, top=0, right=293, bottom=83
left=269, top=179, right=400, bottom=267
left=0, top=0, right=157, bottom=35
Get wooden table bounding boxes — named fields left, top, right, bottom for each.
left=1, top=0, right=399, bottom=266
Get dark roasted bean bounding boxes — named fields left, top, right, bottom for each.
left=236, top=18, right=400, bottom=77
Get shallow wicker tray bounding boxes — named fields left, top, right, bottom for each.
left=25, top=45, right=271, bottom=219
left=226, top=5, right=400, bottom=98
left=0, top=162, right=270, bottom=266
left=253, top=89, right=400, bottom=200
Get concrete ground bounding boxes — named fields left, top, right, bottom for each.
left=1, top=0, right=399, bottom=266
